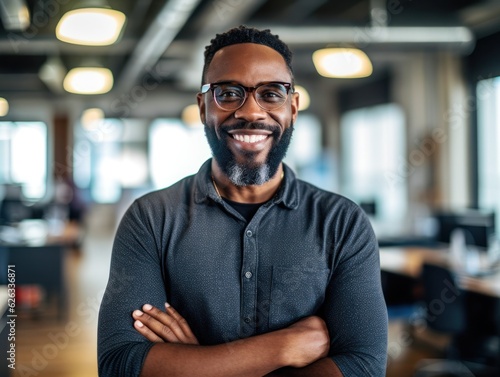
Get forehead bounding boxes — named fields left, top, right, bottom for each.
left=205, top=43, right=292, bottom=84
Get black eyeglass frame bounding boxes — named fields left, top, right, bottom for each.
left=200, top=81, right=294, bottom=112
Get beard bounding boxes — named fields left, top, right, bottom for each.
left=204, top=121, right=294, bottom=186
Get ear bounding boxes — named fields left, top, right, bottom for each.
left=291, top=91, right=299, bottom=124
left=196, top=92, right=206, bottom=124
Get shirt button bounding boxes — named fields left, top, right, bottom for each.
left=245, top=271, right=253, bottom=279
left=246, top=230, right=253, bottom=237
left=244, top=317, right=251, bottom=323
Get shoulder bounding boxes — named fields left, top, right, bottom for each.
left=296, top=179, right=363, bottom=216
left=138, top=175, right=195, bottom=206
left=123, top=175, right=196, bottom=224
left=294, top=179, right=374, bottom=240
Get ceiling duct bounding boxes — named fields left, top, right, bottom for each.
left=116, top=0, right=202, bottom=92
left=264, top=26, right=475, bottom=53
left=0, top=0, right=30, bottom=31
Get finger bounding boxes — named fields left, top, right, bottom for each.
left=143, top=304, right=192, bottom=344
left=165, top=303, right=199, bottom=344
left=132, top=312, right=165, bottom=343
left=133, top=308, right=181, bottom=343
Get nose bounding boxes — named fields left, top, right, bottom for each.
left=234, top=92, right=267, bottom=122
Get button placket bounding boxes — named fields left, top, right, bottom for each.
left=241, top=225, right=257, bottom=334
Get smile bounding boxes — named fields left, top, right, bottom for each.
left=232, top=134, right=268, bottom=143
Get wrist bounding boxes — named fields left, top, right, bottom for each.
left=272, top=327, right=294, bottom=367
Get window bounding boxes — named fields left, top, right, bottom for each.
left=477, top=76, right=500, bottom=235
left=149, top=119, right=212, bottom=189
left=73, top=118, right=149, bottom=204
left=284, top=113, right=336, bottom=191
left=340, top=103, right=407, bottom=235
left=0, top=121, right=48, bottom=200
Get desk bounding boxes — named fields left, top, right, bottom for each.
left=380, top=247, right=500, bottom=298
left=0, top=245, right=67, bottom=319
left=0, top=221, right=81, bottom=319
left=44, top=221, right=81, bottom=248
left=0, top=220, right=82, bottom=247
left=382, top=247, right=500, bottom=366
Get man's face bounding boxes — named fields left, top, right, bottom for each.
left=197, top=43, right=299, bottom=186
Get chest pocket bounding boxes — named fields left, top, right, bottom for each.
left=268, top=266, right=330, bottom=331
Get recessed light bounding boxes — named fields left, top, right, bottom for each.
left=0, top=98, right=9, bottom=117
left=294, top=85, right=310, bottom=111
left=63, top=68, right=114, bottom=95
left=313, top=48, right=373, bottom=78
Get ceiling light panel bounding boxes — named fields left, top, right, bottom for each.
left=56, top=8, right=126, bottom=46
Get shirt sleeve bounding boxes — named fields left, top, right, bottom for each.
left=97, top=199, right=167, bottom=377
left=326, top=205, right=388, bottom=376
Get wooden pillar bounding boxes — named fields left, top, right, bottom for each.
left=52, top=114, right=72, bottom=181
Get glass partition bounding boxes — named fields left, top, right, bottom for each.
left=0, top=121, right=48, bottom=200
left=340, top=103, right=407, bottom=234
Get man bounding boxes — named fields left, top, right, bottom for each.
left=98, top=26, right=388, bottom=376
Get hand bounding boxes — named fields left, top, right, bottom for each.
left=282, top=316, right=330, bottom=368
left=132, top=303, right=199, bottom=345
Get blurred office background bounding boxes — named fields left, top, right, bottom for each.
left=1, top=0, right=500, bottom=376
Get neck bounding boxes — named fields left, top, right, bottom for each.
left=211, top=159, right=284, bottom=204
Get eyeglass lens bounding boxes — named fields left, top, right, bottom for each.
left=213, top=83, right=288, bottom=111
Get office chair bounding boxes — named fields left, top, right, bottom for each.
left=413, top=263, right=500, bottom=377
left=421, top=263, right=466, bottom=336
left=382, top=270, right=420, bottom=323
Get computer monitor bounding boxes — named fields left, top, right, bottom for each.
left=434, top=210, right=496, bottom=249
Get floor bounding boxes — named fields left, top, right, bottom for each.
left=10, top=207, right=440, bottom=377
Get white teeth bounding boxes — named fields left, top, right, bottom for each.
left=233, top=134, right=267, bottom=143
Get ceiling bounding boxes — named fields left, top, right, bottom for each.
left=1, top=0, right=500, bottom=109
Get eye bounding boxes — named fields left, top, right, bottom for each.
left=215, top=85, right=244, bottom=102
left=257, top=84, right=287, bottom=103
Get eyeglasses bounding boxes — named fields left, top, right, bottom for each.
left=201, top=81, right=293, bottom=112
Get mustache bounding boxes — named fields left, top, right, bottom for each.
left=220, top=122, right=280, bottom=134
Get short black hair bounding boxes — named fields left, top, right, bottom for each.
left=202, top=25, right=294, bottom=85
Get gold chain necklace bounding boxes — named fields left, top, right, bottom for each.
left=211, top=176, right=222, bottom=198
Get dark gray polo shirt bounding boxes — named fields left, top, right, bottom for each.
left=98, top=159, right=388, bottom=376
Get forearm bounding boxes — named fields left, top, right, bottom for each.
left=265, top=357, right=343, bottom=377
left=140, top=330, right=287, bottom=377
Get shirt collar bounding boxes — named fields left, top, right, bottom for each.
left=194, top=158, right=299, bottom=209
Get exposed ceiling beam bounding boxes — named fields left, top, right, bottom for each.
left=115, top=0, right=203, bottom=93
left=260, top=26, right=475, bottom=52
